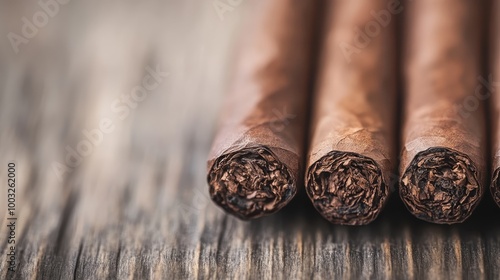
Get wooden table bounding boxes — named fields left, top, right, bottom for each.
left=0, top=1, right=499, bottom=279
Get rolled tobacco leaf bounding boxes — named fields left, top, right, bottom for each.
left=400, top=0, right=487, bottom=224
left=306, top=0, right=398, bottom=225
left=490, top=0, right=500, bottom=207
left=207, top=0, right=318, bottom=219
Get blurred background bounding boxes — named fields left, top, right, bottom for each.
left=0, top=0, right=499, bottom=279
left=0, top=0, right=240, bottom=278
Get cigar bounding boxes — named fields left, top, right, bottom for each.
left=490, top=0, right=500, bottom=207
left=206, top=0, right=317, bottom=219
left=399, top=0, right=487, bottom=224
left=305, top=0, right=398, bottom=225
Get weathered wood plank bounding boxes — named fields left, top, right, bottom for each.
left=0, top=1, right=499, bottom=279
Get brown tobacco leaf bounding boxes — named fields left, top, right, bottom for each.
left=206, top=0, right=317, bottom=220
left=400, top=147, right=482, bottom=224
left=491, top=169, right=500, bottom=207
left=306, top=151, right=388, bottom=225
left=208, top=147, right=296, bottom=220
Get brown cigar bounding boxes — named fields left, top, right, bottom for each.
left=206, top=0, right=318, bottom=219
left=490, top=0, right=500, bottom=207
left=399, top=0, right=487, bottom=224
left=305, top=0, right=399, bottom=225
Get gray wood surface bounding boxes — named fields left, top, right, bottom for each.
left=0, top=0, right=499, bottom=279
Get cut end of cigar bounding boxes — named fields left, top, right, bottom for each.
left=400, top=147, right=482, bottom=224
left=306, top=152, right=388, bottom=225
left=491, top=168, right=500, bottom=207
left=207, top=146, right=296, bottom=220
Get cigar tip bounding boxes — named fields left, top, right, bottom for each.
left=207, top=146, right=296, bottom=220
left=400, top=147, right=482, bottom=224
left=306, top=151, right=389, bottom=226
left=491, top=168, right=500, bottom=208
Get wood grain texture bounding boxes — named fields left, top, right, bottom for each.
left=0, top=0, right=499, bottom=279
